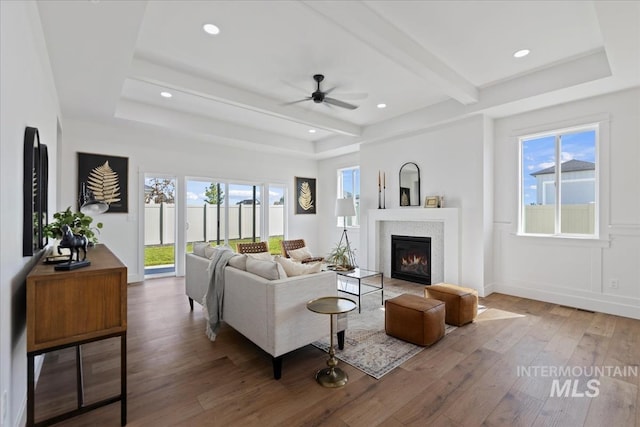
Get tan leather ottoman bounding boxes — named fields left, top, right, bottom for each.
left=425, top=283, right=478, bottom=326
left=385, top=294, right=445, bottom=346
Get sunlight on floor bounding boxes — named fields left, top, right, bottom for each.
left=476, top=306, right=526, bottom=321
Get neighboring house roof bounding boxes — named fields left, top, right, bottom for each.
left=531, top=159, right=595, bottom=176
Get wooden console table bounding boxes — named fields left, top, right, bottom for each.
left=26, top=244, right=127, bottom=426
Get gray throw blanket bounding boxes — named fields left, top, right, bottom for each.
left=202, top=246, right=236, bottom=341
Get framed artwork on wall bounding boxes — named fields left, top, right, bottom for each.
left=295, top=176, right=316, bottom=214
left=78, top=152, right=129, bottom=213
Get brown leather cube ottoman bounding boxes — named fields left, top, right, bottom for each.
left=425, top=283, right=478, bottom=326
left=385, top=294, right=445, bottom=346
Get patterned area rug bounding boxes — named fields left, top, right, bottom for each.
left=312, top=290, right=482, bottom=379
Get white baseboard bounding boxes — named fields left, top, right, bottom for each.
left=493, top=281, right=640, bottom=320
left=483, top=282, right=496, bottom=297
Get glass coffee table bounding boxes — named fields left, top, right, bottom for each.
left=307, top=296, right=357, bottom=388
left=336, top=268, right=384, bottom=313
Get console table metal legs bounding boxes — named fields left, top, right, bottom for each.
left=27, top=333, right=127, bottom=427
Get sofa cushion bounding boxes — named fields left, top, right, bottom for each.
left=228, top=254, right=248, bottom=270
left=287, top=246, right=313, bottom=261
left=204, top=245, right=217, bottom=259
left=246, top=251, right=273, bottom=261
left=246, top=257, right=287, bottom=280
left=275, top=256, right=322, bottom=277
left=193, top=242, right=208, bottom=257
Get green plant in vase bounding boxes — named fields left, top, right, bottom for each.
left=326, top=242, right=356, bottom=271
left=43, top=207, right=103, bottom=245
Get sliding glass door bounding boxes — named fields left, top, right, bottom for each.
left=144, top=174, right=177, bottom=277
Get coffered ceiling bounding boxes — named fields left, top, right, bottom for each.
left=36, top=1, right=640, bottom=158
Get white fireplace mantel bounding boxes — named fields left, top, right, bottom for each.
left=367, top=208, right=460, bottom=283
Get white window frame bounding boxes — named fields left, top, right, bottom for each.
left=518, top=123, right=599, bottom=238
left=337, top=166, right=360, bottom=228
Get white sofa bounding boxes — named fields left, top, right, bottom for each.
left=185, top=252, right=346, bottom=379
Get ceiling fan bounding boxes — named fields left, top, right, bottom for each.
left=285, top=74, right=359, bottom=110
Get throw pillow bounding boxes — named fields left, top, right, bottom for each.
left=288, top=246, right=313, bottom=261
left=275, top=256, right=322, bottom=277
left=204, top=245, right=217, bottom=259
left=193, top=242, right=208, bottom=257
left=228, top=254, right=247, bottom=271
left=246, top=257, right=287, bottom=280
left=246, top=251, right=273, bottom=261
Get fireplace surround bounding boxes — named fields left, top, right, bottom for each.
left=367, top=208, right=459, bottom=284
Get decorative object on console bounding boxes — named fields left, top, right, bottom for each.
left=23, top=126, right=48, bottom=256
left=424, top=196, right=439, bottom=208
left=44, top=207, right=103, bottom=246
left=79, top=182, right=109, bottom=214
left=399, top=162, right=420, bottom=207
left=329, top=198, right=357, bottom=270
left=295, top=176, right=316, bottom=214
left=78, top=152, right=128, bottom=213
left=54, top=224, right=90, bottom=271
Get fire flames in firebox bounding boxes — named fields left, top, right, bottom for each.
left=400, top=253, right=429, bottom=275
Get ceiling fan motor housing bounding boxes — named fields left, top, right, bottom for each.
left=312, top=91, right=325, bottom=103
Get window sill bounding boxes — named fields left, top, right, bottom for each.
left=513, top=233, right=610, bottom=248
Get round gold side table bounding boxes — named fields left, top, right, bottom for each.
left=306, top=296, right=357, bottom=388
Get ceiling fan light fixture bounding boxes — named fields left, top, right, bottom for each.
left=203, top=23, right=220, bottom=35
left=513, top=49, right=530, bottom=58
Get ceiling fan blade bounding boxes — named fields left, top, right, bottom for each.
left=323, top=86, right=337, bottom=95
left=324, top=97, right=358, bottom=110
left=330, top=92, right=368, bottom=100
left=281, top=97, right=311, bottom=106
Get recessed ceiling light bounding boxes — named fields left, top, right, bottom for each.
left=203, top=23, right=220, bottom=35
left=308, top=129, right=316, bottom=134
left=377, top=103, right=387, bottom=109
left=513, top=49, right=530, bottom=58
left=160, top=91, right=172, bottom=98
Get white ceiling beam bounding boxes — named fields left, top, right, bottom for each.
left=316, top=48, right=612, bottom=156
left=115, top=98, right=316, bottom=156
left=303, top=0, right=479, bottom=105
left=128, top=58, right=362, bottom=137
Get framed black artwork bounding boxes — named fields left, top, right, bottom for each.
left=295, top=177, right=316, bottom=214
left=78, top=152, right=128, bottom=213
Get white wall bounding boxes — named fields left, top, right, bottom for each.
left=356, top=115, right=490, bottom=294
left=58, top=118, right=322, bottom=282
left=0, top=2, right=60, bottom=425
left=318, top=152, right=361, bottom=263
left=493, top=88, right=640, bottom=319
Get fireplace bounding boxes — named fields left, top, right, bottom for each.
left=391, top=235, right=431, bottom=285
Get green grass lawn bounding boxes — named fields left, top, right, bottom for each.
left=144, top=236, right=284, bottom=266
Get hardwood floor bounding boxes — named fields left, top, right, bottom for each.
left=34, top=277, right=640, bottom=426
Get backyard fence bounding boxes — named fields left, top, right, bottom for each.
left=524, top=204, right=595, bottom=234
left=144, top=203, right=284, bottom=245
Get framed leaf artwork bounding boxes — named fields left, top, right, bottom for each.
left=78, top=152, right=128, bottom=213
left=295, top=176, right=316, bottom=214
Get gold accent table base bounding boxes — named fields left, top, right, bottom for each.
left=316, top=367, right=349, bottom=388
left=306, top=296, right=357, bottom=388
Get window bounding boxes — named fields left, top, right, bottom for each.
left=337, top=166, right=360, bottom=227
left=519, top=124, right=598, bottom=237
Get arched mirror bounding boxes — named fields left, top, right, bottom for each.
left=399, top=162, right=420, bottom=207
